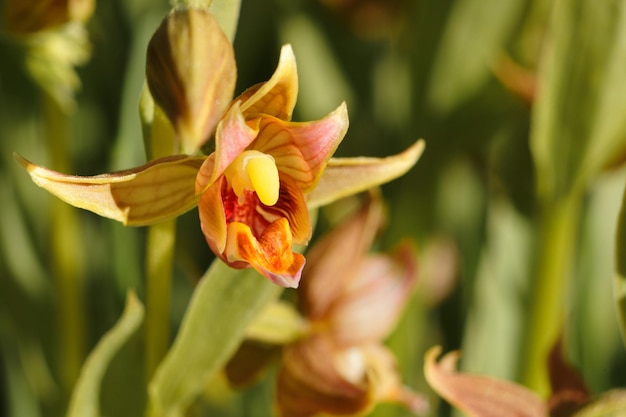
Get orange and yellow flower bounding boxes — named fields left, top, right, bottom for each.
left=16, top=9, right=424, bottom=287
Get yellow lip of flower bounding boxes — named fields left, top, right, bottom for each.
left=224, top=150, right=280, bottom=206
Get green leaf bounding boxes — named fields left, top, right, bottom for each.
left=244, top=300, right=306, bottom=345
left=148, top=259, right=281, bottom=417
left=208, top=0, right=241, bottom=42
left=426, top=0, right=525, bottom=114
left=616, top=181, right=626, bottom=347
left=66, top=292, right=145, bottom=417
left=531, top=0, right=626, bottom=201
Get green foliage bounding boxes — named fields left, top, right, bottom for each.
left=531, top=0, right=626, bottom=201
left=2, top=0, right=626, bottom=416
left=67, top=292, right=145, bottom=417
left=148, top=261, right=280, bottom=417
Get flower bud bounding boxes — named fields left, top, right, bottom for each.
left=146, top=9, right=237, bottom=154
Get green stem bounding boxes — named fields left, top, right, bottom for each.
left=142, top=93, right=179, bottom=383
left=44, top=95, right=86, bottom=395
left=144, top=218, right=177, bottom=381
left=616, top=184, right=626, bottom=346
left=520, top=195, right=580, bottom=395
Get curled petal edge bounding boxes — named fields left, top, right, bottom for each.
left=239, top=44, right=299, bottom=120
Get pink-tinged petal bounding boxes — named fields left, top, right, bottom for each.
left=224, top=219, right=305, bottom=288
left=252, top=102, right=349, bottom=192
left=298, top=196, right=385, bottom=320
left=238, top=44, right=299, bottom=120
left=276, top=335, right=373, bottom=417
left=198, top=176, right=228, bottom=253
left=205, top=102, right=259, bottom=188
left=328, top=241, right=418, bottom=346
left=307, top=139, right=425, bottom=209
left=424, top=346, right=548, bottom=417
left=16, top=153, right=204, bottom=226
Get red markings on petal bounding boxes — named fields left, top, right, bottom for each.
left=225, top=219, right=305, bottom=288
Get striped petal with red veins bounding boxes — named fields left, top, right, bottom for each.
left=306, top=140, right=425, bottom=209
left=259, top=174, right=311, bottom=246
left=252, top=102, right=349, bottom=193
left=225, top=218, right=305, bottom=288
left=238, top=44, right=299, bottom=120
left=16, top=153, right=205, bottom=226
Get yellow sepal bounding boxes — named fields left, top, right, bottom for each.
left=15, top=154, right=205, bottom=226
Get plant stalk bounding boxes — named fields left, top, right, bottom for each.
left=44, top=95, right=86, bottom=395
left=144, top=218, right=177, bottom=381
left=520, top=194, right=580, bottom=395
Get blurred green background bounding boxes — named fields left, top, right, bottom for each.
left=1, top=0, right=626, bottom=416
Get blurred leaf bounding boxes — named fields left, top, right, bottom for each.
left=3, top=350, right=43, bottom=417
left=208, top=0, right=242, bottom=42
left=0, top=181, right=50, bottom=299
left=148, top=259, right=281, bottom=417
left=572, top=168, right=625, bottom=389
left=99, top=304, right=148, bottom=417
left=427, top=0, right=525, bottom=114
left=280, top=13, right=354, bottom=121
left=458, top=198, right=532, bottom=381
left=66, top=292, right=145, bottom=417
left=244, top=300, right=306, bottom=345
left=531, top=0, right=626, bottom=200
left=616, top=180, right=626, bottom=347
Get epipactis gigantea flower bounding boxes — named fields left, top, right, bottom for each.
left=15, top=8, right=425, bottom=288
left=227, top=195, right=429, bottom=416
